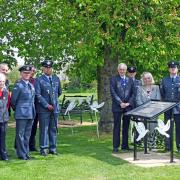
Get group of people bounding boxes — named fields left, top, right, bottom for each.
left=110, top=61, right=180, bottom=154
left=0, top=60, right=61, bottom=161
left=0, top=59, right=179, bottom=161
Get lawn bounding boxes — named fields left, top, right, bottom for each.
left=1, top=123, right=180, bottom=180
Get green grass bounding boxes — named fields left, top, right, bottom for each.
left=1, top=124, right=180, bottom=180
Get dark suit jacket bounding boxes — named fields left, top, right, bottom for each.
left=110, top=75, right=134, bottom=112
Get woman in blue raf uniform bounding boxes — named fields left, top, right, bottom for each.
left=0, top=73, right=10, bottom=161
left=160, top=61, right=180, bottom=153
left=35, top=60, right=61, bottom=156
left=11, top=65, right=36, bottom=160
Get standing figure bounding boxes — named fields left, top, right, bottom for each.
left=29, top=66, right=38, bottom=151
left=0, top=73, right=10, bottom=161
left=110, top=63, right=134, bottom=153
left=11, top=65, right=35, bottom=160
left=35, top=60, right=61, bottom=156
left=160, top=61, right=180, bottom=153
left=127, top=66, right=141, bottom=108
left=136, top=72, right=161, bottom=148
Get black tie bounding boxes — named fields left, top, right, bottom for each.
left=49, top=77, right=53, bottom=87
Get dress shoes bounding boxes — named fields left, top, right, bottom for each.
left=26, top=155, right=35, bottom=160
left=40, top=151, right=48, bottom=156
left=121, top=147, right=133, bottom=151
left=29, top=147, right=38, bottom=152
left=18, top=157, right=28, bottom=160
left=49, top=151, right=58, bottom=155
left=112, top=148, right=119, bottom=154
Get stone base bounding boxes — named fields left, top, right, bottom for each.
left=113, top=151, right=180, bottom=167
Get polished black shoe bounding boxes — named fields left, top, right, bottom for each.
left=112, top=148, right=119, bottom=154
left=26, top=155, right=35, bottom=160
left=2, top=157, right=9, bottom=161
left=29, top=147, right=38, bottom=152
left=40, top=151, right=47, bottom=156
left=18, top=157, right=28, bottom=160
left=122, top=147, right=133, bottom=151
left=49, top=151, right=58, bottom=155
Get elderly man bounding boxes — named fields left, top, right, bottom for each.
left=110, top=63, right=134, bottom=153
left=35, top=60, right=61, bottom=156
left=160, top=61, right=180, bottom=153
left=11, top=65, right=36, bottom=160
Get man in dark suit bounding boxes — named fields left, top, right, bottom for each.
left=110, top=63, right=134, bottom=153
left=160, top=61, right=180, bottom=153
left=29, top=66, right=38, bottom=151
left=11, top=65, right=36, bottom=160
left=35, top=60, right=62, bottom=156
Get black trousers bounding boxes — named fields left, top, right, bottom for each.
left=29, top=114, right=38, bottom=149
left=0, top=122, right=8, bottom=159
left=113, top=112, right=131, bottom=149
left=164, top=111, right=180, bottom=150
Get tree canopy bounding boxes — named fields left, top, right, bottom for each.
left=1, top=0, right=179, bottom=131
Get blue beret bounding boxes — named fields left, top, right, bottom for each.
left=19, top=65, right=32, bottom=72
left=167, top=61, right=179, bottom=68
left=127, top=66, right=137, bottom=73
left=41, top=60, right=53, bottom=68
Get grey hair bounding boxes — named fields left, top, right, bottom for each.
left=141, top=72, right=155, bottom=85
left=0, top=63, right=8, bottom=69
left=117, top=63, right=127, bottom=70
left=0, top=72, right=6, bottom=80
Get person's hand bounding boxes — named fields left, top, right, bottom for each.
left=120, top=102, right=126, bottom=109
left=47, top=104, right=54, bottom=111
left=125, top=103, right=130, bottom=107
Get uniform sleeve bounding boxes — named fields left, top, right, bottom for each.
left=58, top=77, right=62, bottom=97
left=35, top=78, right=49, bottom=108
left=10, top=83, right=20, bottom=110
left=160, top=79, right=165, bottom=100
left=110, top=77, right=122, bottom=104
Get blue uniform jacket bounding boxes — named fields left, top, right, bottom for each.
left=35, top=74, right=62, bottom=114
left=110, top=75, right=134, bottom=112
left=11, top=80, right=36, bottom=119
left=160, top=76, right=180, bottom=114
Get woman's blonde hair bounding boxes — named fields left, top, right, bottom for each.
left=141, top=72, right=155, bottom=86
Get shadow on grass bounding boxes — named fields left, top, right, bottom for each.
left=58, top=125, right=128, bottom=166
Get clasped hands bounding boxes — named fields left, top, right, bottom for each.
left=120, top=102, right=130, bottom=109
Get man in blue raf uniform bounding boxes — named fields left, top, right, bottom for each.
left=35, top=60, right=61, bottom=156
left=11, top=65, right=36, bottom=160
left=160, top=61, right=180, bottom=153
left=127, top=66, right=141, bottom=108
left=110, top=63, right=134, bottom=153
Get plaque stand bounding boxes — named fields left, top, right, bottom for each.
left=125, top=101, right=179, bottom=163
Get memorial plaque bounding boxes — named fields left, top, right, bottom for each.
left=125, top=101, right=178, bottom=120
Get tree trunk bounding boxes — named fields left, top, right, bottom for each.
left=98, top=46, right=119, bottom=132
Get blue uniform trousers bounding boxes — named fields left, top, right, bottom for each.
left=113, top=112, right=131, bottom=149
left=15, top=119, right=33, bottom=159
left=38, top=113, right=58, bottom=153
left=164, top=111, right=180, bottom=150
left=0, top=122, right=8, bottom=160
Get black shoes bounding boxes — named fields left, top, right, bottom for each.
left=49, top=151, right=58, bottom=155
left=40, top=151, right=48, bottom=156
left=112, top=148, right=119, bottom=154
left=29, top=147, right=38, bottom=152
left=121, top=147, right=132, bottom=151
